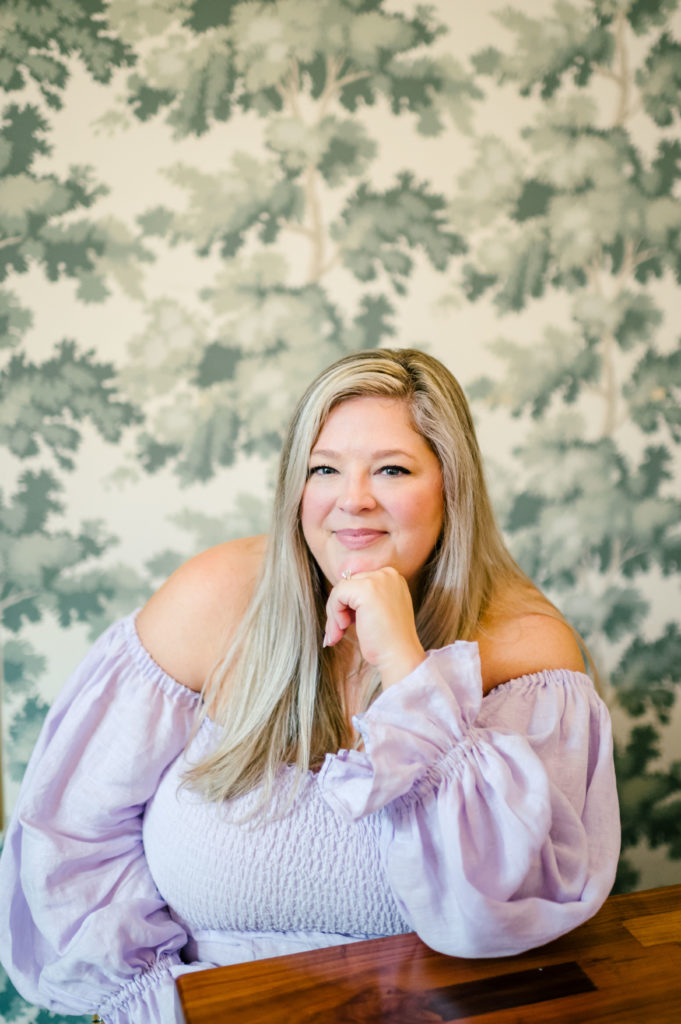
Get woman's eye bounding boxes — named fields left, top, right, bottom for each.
left=380, top=465, right=410, bottom=477
left=308, top=465, right=336, bottom=477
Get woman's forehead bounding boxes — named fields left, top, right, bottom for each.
left=313, top=395, right=417, bottom=441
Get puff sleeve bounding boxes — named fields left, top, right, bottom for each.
left=0, top=615, right=213, bottom=1023
left=318, top=641, right=620, bottom=957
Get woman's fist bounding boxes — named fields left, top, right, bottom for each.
left=323, top=566, right=426, bottom=689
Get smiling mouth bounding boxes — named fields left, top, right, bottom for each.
left=333, top=529, right=387, bottom=549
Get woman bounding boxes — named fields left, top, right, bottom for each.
left=0, top=348, right=620, bottom=1023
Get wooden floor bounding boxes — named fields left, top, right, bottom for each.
left=177, top=884, right=681, bottom=1023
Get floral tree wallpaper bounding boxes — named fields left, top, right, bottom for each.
left=0, top=0, right=679, bottom=1019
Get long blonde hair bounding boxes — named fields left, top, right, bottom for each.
left=187, top=348, right=543, bottom=808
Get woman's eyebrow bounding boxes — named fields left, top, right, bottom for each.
left=310, top=448, right=414, bottom=459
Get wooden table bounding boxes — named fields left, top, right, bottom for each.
left=177, top=884, right=681, bottom=1023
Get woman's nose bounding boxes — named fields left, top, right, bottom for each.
left=337, top=473, right=377, bottom=513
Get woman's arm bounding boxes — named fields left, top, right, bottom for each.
left=0, top=616, right=204, bottom=1022
left=320, top=642, right=619, bottom=957
left=319, top=571, right=620, bottom=957
left=0, top=537, right=266, bottom=1023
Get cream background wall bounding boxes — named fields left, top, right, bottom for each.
left=1, top=2, right=680, bottom=1018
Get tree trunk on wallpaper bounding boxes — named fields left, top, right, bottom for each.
left=454, top=1, right=681, bottom=889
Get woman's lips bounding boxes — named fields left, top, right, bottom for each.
left=333, top=529, right=387, bottom=550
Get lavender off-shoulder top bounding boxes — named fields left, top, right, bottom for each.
left=0, top=614, right=620, bottom=1023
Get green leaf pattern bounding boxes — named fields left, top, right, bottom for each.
left=1, top=1, right=680, bottom=1017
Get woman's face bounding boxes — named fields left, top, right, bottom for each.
left=300, top=396, right=444, bottom=593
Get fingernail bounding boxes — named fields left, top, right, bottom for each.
left=322, top=633, right=329, bottom=647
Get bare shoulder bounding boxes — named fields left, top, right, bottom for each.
left=474, top=596, right=585, bottom=695
left=136, top=534, right=267, bottom=691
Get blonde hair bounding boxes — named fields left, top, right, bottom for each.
left=187, top=348, right=552, bottom=809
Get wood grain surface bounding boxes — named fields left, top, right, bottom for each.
left=177, top=884, right=681, bottom=1023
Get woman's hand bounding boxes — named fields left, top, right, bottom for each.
left=323, top=567, right=426, bottom=689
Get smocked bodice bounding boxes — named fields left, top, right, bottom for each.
left=143, top=723, right=410, bottom=939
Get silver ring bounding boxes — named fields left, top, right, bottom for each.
left=341, top=569, right=352, bottom=580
